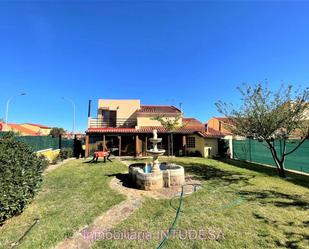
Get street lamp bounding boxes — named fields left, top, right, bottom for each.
left=62, top=97, right=76, bottom=135
left=5, top=93, right=27, bottom=131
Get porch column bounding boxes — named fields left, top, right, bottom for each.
left=118, top=136, right=122, bottom=156
left=167, top=135, right=171, bottom=156
left=135, top=135, right=141, bottom=157
left=103, top=135, right=106, bottom=150
left=145, top=135, right=148, bottom=156
left=85, top=134, right=89, bottom=158
left=182, top=135, right=186, bottom=156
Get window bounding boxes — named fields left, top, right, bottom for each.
left=187, top=136, right=196, bottom=148
left=102, top=110, right=117, bottom=127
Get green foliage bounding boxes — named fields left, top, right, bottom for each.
left=151, top=113, right=184, bottom=131
left=51, top=157, right=60, bottom=165
left=59, top=148, right=73, bottom=160
left=216, top=82, right=309, bottom=177
left=38, top=154, right=50, bottom=168
left=49, top=127, right=66, bottom=138
left=1, top=131, right=15, bottom=139
left=0, top=136, right=47, bottom=225
left=216, top=83, right=309, bottom=140
left=0, top=160, right=126, bottom=249
left=151, top=113, right=185, bottom=156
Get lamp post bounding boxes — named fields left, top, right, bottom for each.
left=5, top=93, right=27, bottom=131
left=62, top=97, right=76, bottom=135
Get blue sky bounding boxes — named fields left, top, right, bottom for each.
left=0, top=1, right=309, bottom=132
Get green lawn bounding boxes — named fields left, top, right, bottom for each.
left=1, top=157, right=308, bottom=249
left=93, top=157, right=309, bottom=249
left=0, top=159, right=127, bottom=249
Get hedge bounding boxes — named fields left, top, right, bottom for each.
left=0, top=134, right=48, bottom=225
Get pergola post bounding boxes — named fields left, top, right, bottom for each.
left=118, top=136, right=122, bottom=156
left=85, top=134, right=89, bottom=158
left=135, top=135, right=141, bottom=157
left=167, top=135, right=171, bottom=156
left=182, top=135, right=186, bottom=156
left=103, top=135, right=106, bottom=150
left=145, top=135, right=147, bottom=156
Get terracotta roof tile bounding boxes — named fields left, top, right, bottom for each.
left=138, top=105, right=181, bottom=113
left=24, top=123, right=50, bottom=129
left=7, top=123, right=38, bottom=136
left=87, top=128, right=137, bottom=133
left=212, top=117, right=235, bottom=125
left=198, top=127, right=231, bottom=138
left=183, top=117, right=205, bottom=127
left=87, top=125, right=204, bottom=134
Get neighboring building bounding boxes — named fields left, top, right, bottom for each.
left=21, top=123, right=51, bottom=135
left=0, top=122, right=51, bottom=136
left=206, top=117, right=234, bottom=134
left=85, top=99, right=228, bottom=158
left=63, top=132, right=85, bottom=139
left=0, top=123, right=38, bottom=136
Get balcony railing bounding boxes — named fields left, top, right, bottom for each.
left=89, top=117, right=137, bottom=128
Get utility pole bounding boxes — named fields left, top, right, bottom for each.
left=5, top=93, right=27, bottom=131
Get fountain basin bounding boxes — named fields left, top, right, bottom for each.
left=149, top=138, right=162, bottom=143
left=129, top=163, right=185, bottom=190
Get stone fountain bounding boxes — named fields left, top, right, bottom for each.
left=129, top=130, right=185, bottom=190
left=147, top=130, right=165, bottom=173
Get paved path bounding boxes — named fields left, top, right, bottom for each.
left=54, top=176, right=144, bottom=249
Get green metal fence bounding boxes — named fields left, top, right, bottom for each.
left=0, top=132, right=74, bottom=152
left=233, top=139, right=309, bottom=173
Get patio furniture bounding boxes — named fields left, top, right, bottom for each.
left=92, top=150, right=112, bottom=163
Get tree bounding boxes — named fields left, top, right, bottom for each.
left=151, top=114, right=184, bottom=156
left=216, top=83, right=309, bottom=178
left=49, top=127, right=66, bottom=138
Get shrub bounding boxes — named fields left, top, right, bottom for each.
left=59, top=148, right=73, bottom=160
left=188, top=150, right=202, bottom=157
left=0, top=135, right=47, bottom=225
left=38, top=154, right=50, bottom=168
left=52, top=157, right=61, bottom=165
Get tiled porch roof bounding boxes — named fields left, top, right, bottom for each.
left=87, top=125, right=204, bottom=134
left=87, top=128, right=137, bottom=133
left=86, top=126, right=230, bottom=138
left=139, top=126, right=204, bottom=133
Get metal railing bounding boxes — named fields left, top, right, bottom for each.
left=89, top=117, right=137, bottom=128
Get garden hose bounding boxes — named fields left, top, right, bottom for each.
left=156, top=181, right=250, bottom=249
left=156, top=184, right=201, bottom=249
left=10, top=218, right=39, bottom=249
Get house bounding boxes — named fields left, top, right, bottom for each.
left=21, top=123, right=51, bottom=135
left=0, top=122, right=51, bottom=136
left=0, top=123, right=38, bottom=136
left=206, top=117, right=234, bottom=134
left=85, top=99, right=228, bottom=158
